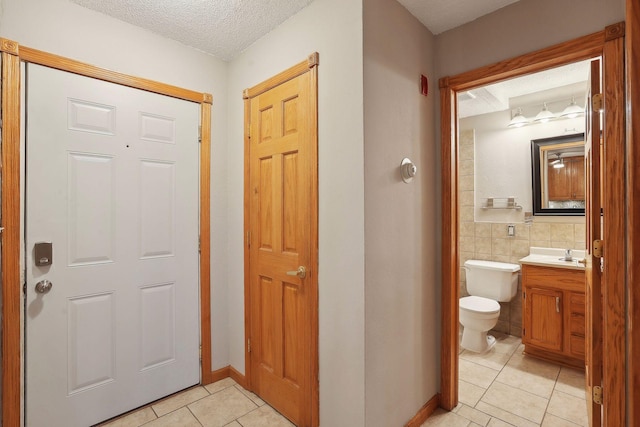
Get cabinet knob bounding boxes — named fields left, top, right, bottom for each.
left=556, top=297, right=560, bottom=313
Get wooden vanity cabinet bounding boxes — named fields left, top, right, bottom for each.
left=521, top=264, right=585, bottom=368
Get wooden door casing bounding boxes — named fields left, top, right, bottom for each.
left=627, top=0, right=640, bottom=424
left=244, top=53, right=319, bottom=427
left=438, top=24, right=626, bottom=421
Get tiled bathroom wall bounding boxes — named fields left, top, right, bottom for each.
left=458, top=129, right=586, bottom=337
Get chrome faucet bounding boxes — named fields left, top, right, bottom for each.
left=564, top=249, right=572, bottom=261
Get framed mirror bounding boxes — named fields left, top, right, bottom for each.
left=531, top=133, right=585, bottom=216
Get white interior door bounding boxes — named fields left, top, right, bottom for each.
left=25, top=64, right=200, bottom=427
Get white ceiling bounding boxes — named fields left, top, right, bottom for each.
left=458, top=60, right=592, bottom=118
left=69, top=0, right=523, bottom=61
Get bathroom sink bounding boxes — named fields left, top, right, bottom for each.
left=519, top=247, right=586, bottom=270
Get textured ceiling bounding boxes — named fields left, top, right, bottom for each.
left=70, top=0, right=524, bottom=61
left=70, top=0, right=316, bottom=61
left=69, top=0, right=586, bottom=117
left=396, top=0, right=521, bottom=35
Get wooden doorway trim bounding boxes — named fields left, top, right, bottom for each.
left=242, top=53, right=320, bottom=427
left=627, top=0, right=640, bottom=424
left=0, top=39, right=214, bottom=427
left=438, top=24, right=626, bottom=425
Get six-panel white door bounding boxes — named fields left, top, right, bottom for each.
left=25, top=64, right=200, bottom=427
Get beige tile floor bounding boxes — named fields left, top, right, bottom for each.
left=97, top=377, right=294, bottom=427
left=98, top=333, right=585, bottom=427
left=423, top=333, right=588, bottom=427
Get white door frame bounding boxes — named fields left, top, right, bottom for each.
left=0, top=39, right=214, bottom=427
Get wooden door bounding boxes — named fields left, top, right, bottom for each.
left=245, top=56, right=318, bottom=427
left=25, top=64, right=200, bottom=427
left=584, top=58, right=603, bottom=427
left=523, top=286, right=564, bottom=352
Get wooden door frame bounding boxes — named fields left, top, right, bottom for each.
left=439, top=23, right=626, bottom=426
left=627, top=0, right=640, bottom=424
left=242, top=53, right=319, bottom=427
left=0, top=39, right=214, bottom=427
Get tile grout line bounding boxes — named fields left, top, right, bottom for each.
left=473, top=339, right=536, bottom=426
left=152, top=385, right=214, bottom=419
left=139, top=383, right=232, bottom=426
left=538, top=366, right=563, bottom=425
left=186, top=405, right=205, bottom=427
left=474, top=343, right=509, bottom=426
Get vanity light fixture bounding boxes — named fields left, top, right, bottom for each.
left=560, top=97, right=584, bottom=119
left=553, top=155, right=565, bottom=169
left=534, top=102, right=555, bottom=123
left=508, top=107, right=528, bottom=128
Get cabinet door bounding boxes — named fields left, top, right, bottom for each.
left=569, top=157, right=585, bottom=200
left=548, top=163, right=571, bottom=200
left=523, top=286, right=563, bottom=352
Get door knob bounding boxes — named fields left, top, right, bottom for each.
left=35, top=280, right=53, bottom=294
left=286, top=266, right=306, bottom=279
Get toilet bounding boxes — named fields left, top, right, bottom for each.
left=459, top=260, right=520, bottom=353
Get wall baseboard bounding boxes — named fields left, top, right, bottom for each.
left=229, top=365, right=248, bottom=388
left=205, top=365, right=248, bottom=389
left=405, top=394, right=441, bottom=427
left=209, top=366, right=230, bottom=384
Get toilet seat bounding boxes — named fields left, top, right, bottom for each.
left=459, top=296, right=500, bottom=314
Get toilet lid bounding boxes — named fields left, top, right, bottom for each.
left=460, top=296, right=500, bottom=314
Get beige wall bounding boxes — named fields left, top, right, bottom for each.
left=363, top=0, right=438, bottom=425
left=435, top=0, right=625, bottom=78
left=226, top=0, right=366, bottom=425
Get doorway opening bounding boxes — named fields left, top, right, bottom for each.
left=439, top=23, right=626, bottom=426
left=454, top=61, right=592, bottom=425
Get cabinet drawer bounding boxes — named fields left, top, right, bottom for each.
left=570, top=313, right=586, bottom=336
left=570, top=292, right=585, bottom=336
left=570, top=335, right=585, bottom=357
left=522, top=265, right=584, bottom=291
left=570, top=293, right=585, bottom=315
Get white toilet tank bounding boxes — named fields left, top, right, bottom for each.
left=464, top=260, right=520, bottom=302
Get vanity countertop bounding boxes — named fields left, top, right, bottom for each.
left=519, top=247, right=586, bottom=271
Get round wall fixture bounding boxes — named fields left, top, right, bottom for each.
left=401, top=158, right=417, bottom=183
